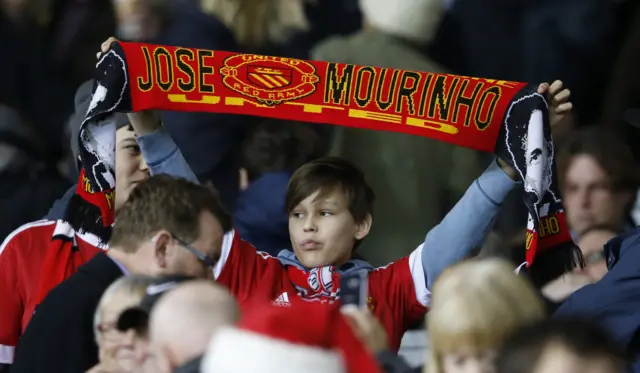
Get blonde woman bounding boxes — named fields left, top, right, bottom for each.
left=425, top=258, right=546, bottom=373
left=88, top=275, right=155, bottom=373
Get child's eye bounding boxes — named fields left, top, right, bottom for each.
left=125, top=145, right=141, bottom=154
left=320, top=210, right=332, bottom=216
left=291, top=212, right=304, bottom=219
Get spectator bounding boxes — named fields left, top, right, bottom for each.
left=235, top=120, right=324, bottom=255
left=542, top=224, right=616, bottom=303
left=148, top=280, right=239, bottom=373
left=0, top=77, right=197, bottom=369
left=554, top=226, right=640, bottom=371
left=312, top=0, right=484, bottom=266
left=573, top=225, right=616, bottom=283
left=424, top=258, right=545, bottom=373
left=10, top=175, right=232, bottom=373
left=90, top=275, right=156, bottom=373
left=496, top=318, right=626, bottom=373
left=558, top=127, right=640, bottom=238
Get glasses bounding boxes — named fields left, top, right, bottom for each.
left=171, top=234, right=217, bottom=268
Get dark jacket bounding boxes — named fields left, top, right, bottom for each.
left=554, top=226, right=640, bottom=371
left=155, top=3, right=257, bottom=211
left=10, top=253, right=124, bottom=373
left=234, top=172, right=291, bottom=256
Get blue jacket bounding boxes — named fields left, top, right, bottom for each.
left=555, top=226, right=640, bottom=371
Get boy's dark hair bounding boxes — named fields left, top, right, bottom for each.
left=110, top=175, right=232, bottom=252
left=286, top=156, right=375, bottom=224
left=496, top=318, right=626, bottom=373
left=558, top=127, right=640, bottom=194
left=240, top=119, right=324, bottom=182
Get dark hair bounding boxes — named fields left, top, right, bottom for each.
left=286, top=156, right=375, bottom=224
left=496, top=318, right=626, bottom=373
left=240, top=119, right=324, bottom=182
left=110, top=175, right=232, bottom=252
left=558, top=127, right=640, bottom=193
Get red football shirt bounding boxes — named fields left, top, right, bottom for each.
left=214, top=231, right=430, bottom=351
left=0, top=220, right=104, bottom=364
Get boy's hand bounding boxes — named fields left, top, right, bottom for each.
left=537, top=80, right=574, bottom=138
left=97, top=37, right=161, bottom=135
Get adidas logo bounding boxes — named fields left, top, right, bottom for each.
left=271, top=292, right=291, bottom=307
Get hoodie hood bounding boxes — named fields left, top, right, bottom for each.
left=234, top=172, right=292, bottom=256
left=277, top=250, right=374, bottom=276
left=45, top=185, right=76, bottom=220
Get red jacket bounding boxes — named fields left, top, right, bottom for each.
left=0, top=220, right=103, bottom=364
left=214, top=231, right=429, bottom=351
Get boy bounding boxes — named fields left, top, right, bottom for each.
left=212, top=81, right=571, bottom=350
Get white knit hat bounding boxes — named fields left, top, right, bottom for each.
left=201, top=327, right=345, bottom=373
left=359, top=0, right=444, bottom=45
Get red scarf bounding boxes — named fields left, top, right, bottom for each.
left=69, top=42, right=582, bottom=287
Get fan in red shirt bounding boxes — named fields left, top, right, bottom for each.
left=211, top=155, right=525, bottom=351
left=0, top=83, right=197, bottom=366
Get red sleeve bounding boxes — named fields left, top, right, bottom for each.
left=368, top=244, right=430, bottom=330
left=213, top=230, right=277, bottom=304
left=0, top=231, right=24, bottom=364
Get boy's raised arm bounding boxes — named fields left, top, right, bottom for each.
left=129, top=111, right=199, bottom=184
left=420, top=158, right=519, bottom=289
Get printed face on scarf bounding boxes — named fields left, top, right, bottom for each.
left=289, top=187, right=371, bottom=268
left=115, top=125, right=149, bottom=211
left=524, top=110, right=553, bottom=200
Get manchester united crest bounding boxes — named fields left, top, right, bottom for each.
left=220, top=54, right=319, bottom=106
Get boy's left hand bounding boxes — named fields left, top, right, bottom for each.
left=537, top=80, right=574, bottom=134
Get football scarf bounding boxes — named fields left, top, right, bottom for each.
left=76, top=41, right=582, bottom=286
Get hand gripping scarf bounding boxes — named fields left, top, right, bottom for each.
left=75, top=41, right=583, bottom=286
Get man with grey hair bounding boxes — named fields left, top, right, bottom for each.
left=148, top=281, right=240, bottom=373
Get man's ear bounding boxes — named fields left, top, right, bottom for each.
left=354, top=214, right=372, bottom=240
left=152, top=230, right=172, bottom=269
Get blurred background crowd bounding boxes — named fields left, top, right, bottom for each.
left=1, top=0, right=640, bottom=372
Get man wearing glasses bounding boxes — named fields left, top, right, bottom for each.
left=11, top=174, right=232, bottom=373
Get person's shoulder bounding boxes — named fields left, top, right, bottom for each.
left=0, top=220, right=56, bottom=256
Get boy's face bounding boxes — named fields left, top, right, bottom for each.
left=288, top=188, right=370, bottom=268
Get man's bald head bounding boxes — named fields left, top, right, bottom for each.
left=149, top=281, right=239, bottom=370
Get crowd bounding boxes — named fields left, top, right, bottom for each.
left=1, top=0, right=640, bottom=372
